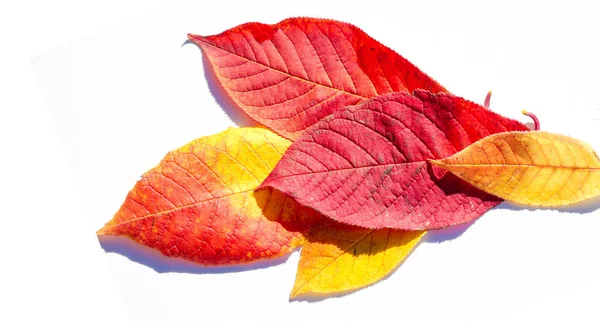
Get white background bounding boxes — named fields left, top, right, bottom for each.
left=2, top=1, right=600, bottom=320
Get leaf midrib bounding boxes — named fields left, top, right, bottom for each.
left=103, top=190, right=250, bottom=230
left=438, top=163, right=600, bottom=170
left=199, top=38, right=368, bottom=100
left=267, top=159, right=600, bottom=183
left=268, top=161, right=427, bottom=180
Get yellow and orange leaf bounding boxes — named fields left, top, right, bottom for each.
left=97, top=127, right=320, bottom=265
left=290, top=221, right=424, bottom=299
left=429, top=131, right=600, bottom=206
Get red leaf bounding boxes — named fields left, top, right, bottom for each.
left=259, top=90, right=529, bottom=230
left=188, top=17, right=447, bottom=140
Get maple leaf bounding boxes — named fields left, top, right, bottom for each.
left=291, top=221, right=424, bottom=299
left=259, top=90, right=529, bottom=230
left=188, top=17, right=447, bottom=140
left=430, top=131, right=600, bottom=206
left=97, top=127, right=320, bottom=265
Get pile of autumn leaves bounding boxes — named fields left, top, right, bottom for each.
left=97, top=18, right=600, bottom=299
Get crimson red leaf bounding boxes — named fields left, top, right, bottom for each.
left=188, top=17, right=447, bottom=140
left=259, top=90, right=529, bottom=230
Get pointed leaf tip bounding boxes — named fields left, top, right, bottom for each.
left=427, top=159, right=444, bottom=167
left=187, top=33, right=205, bottom=44
left=96, top=225, right=107, bottom=236
left=96, top=221, right=115, bottom=236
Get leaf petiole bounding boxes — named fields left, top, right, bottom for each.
left=522, top=110, right=540, bottom=130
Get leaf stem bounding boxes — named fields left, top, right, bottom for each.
left=483, top=90, right=492, bottom=109
left=522, top=110, right=540, bottom=130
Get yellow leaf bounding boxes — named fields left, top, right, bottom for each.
left=429, top=131, right=600, bottom=206
left=290, top=221, right=425, bottom=299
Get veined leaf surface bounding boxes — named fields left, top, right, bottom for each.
left=291, top=222, right=424, bottom=299
left=97, top=128, right=319, bottom=265
left=260, top=90, right=529, bottom=230
left=430, top=131, right=600, bottom=206
left=188, top=17, right=447, bottom=140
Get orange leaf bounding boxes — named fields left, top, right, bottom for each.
left=188, top=17, right=447, bottom=140
left=291, top=221, right=424, bottom=299
left=430, top=131, right=600, bottom=206
left=97, top=127, right=319, bottom=265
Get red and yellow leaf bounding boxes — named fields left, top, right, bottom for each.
left=97, top=127, right=320, bottom=265
left=188, top=17, right=447, bottom=140
left=260, top=90, right=529, bottom=230
left=430, top=131, right=600, bottom=206
left=291, top=222, right=424, bottom=299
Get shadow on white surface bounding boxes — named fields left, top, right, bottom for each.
left=98, top=235, right=296, bottom=274
left=182, top=39, right=261, bottom=128
left=424, top=195, right=600, bottom=244
left=424, top=219, right=477, bottom=243
left=496, top=196, right=600, bottom=214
